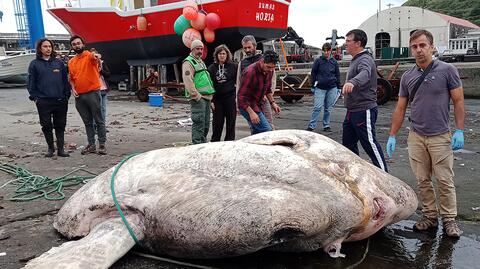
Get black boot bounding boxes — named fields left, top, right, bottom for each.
left=56, top=132, right=70, bottom=157
left=44, top=131, right=55, bottom=158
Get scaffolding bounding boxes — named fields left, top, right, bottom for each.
left=13, top=0, right=29, bottom=49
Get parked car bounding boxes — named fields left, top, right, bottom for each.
left=466, top=48, right=478, bottom=55
left=440, top=49, right=460, bottom=62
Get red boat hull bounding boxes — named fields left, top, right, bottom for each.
left=48, top=0, right=291, bottom=74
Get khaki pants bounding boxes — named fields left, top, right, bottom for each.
left=408, top=131, right=457, bottom=219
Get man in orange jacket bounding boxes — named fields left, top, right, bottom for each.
left=68, top=35, right=107, bottom=155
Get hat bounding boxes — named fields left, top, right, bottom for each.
left=191, top=39, right=204, bottom=49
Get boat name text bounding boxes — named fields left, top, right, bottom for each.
left=258, top=3, right=275, bottom=10
left=256, top=12, right=274, bottom=22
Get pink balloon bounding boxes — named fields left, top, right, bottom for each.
left=205, top=13, right=221, bottom=30
left=203, top=28, right=215, bottom=43
left=182, top=28, right=202, bottom=48
left=191, top=13, right=206, bottom=31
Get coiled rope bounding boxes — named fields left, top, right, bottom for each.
left=0, top=163, right=97, bottom=201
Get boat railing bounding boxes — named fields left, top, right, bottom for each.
left=4, top=50, right=35, bottom=56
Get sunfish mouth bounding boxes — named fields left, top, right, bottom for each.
left=372, top=198, right=386, bottom=221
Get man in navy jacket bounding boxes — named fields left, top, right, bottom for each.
left=28, top=38, right=71, bottom=157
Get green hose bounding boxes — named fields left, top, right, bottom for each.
left=110, top=153, right=142, bottom=245
left=0, top=163, right=97, bottom=201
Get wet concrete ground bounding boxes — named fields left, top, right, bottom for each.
left=0, top=88, right=479, bottom=268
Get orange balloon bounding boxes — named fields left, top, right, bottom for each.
left=182, top=28, right=202, bottom=48
left=205, top=13, right=221, bottom=30
left=182, top=1, right=198, bottom=20
left=183, top=6, right=198, bottom=20
left=191, top=13, right=206, bottom=31
left=203, top=28, right=215, bottom=43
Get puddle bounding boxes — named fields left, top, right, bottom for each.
left=113, top=220, right=480, bottom=269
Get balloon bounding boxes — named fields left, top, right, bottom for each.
left=201, top=45, right=208, bottom=60
left=203, top=28, right=215, bottom=43
left=205, top=13, right=221, bottom=30
left=182, top=28, right=201, bottom=48
left=174, top=15, right=191, bottom=36
left=182, top=1, right=198, bottom=20
left=191, top=12, right=206, bottom=31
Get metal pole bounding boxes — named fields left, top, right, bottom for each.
left=25, top=0, right=45, bottom=49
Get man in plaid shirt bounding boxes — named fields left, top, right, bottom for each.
left=237, top=50, right=281, bottom=134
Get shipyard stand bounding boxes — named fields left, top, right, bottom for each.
left=125, top=58, right=185, bottom=102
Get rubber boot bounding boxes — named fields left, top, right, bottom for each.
left=56, top=132, right=70, bottom=157
left=44, top=131, right=55, bottom=158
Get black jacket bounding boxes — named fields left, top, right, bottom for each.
left=208, top=61, right=238, bottom=100
left=27, top=56, right=71, bottom=101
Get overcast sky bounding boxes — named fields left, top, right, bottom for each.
left=0, top=0, right=407, bottom=45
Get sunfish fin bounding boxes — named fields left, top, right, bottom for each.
left=324, top=238, right=346, bottom=258
left=24, top=216, right=144, bottom=269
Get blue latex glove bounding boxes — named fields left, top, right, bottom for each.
left=386, top=136, right=396, bottom=158
left=451, top=130, right=464, bottom=150
left=311, top=87, right=316, bottom=94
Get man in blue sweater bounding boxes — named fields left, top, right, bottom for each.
left=27, top=38, right=71, bottom=157
left=342, top=29, right=387, bottom=172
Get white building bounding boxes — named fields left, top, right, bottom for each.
left=358, top=6, right=479, bottom=59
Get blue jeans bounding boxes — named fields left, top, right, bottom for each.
left=307, top=87, right=338, bottom=130
left=93, top=91, right=107, bottom=132
left=239, top=108, right=272, bottom=135
left=100, top=91, right=107, bottom=123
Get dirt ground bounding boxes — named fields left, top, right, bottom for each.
left=0, top=87, right=479, bottom=269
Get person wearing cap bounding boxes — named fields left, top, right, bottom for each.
left=182, top=39, right=215, bottom=144
left=237, top=50, right=281, bottom=134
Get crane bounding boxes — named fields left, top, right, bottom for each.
left=12, top=0, right=45, bottom=49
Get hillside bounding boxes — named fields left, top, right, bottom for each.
left=403, top=0, right=480, bottom=26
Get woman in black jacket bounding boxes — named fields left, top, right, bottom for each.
left=207, top=45, right=238, bottom=141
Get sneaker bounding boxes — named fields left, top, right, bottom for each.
left=323, top=127, right=332, bottom=132
left=413, top=216, right=438, bottom=231
left=98, top=144, right=107, bottom=155
left=81, top=144, right=96, bottom=155
left=306, top=127, right=314, bottom=131
left=442, top=219, right=462, bottom=238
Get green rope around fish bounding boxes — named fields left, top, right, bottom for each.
left=0, top=163, right=97, bottom=201
left=110, top=153, right=142, bottom=245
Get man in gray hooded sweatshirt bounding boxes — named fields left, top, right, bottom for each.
left=342, top=29, right=388, bottom=172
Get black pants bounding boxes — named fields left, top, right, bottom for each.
left=36, top=98, right=68, bottom=147
left=342, top=107, right=388, bottom=172
left=211, top=96, right=236, bottom=142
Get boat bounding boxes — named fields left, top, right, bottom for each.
left=0, top=48, right=36, bottom=84
left=48, top=0, right=291, bottom=77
